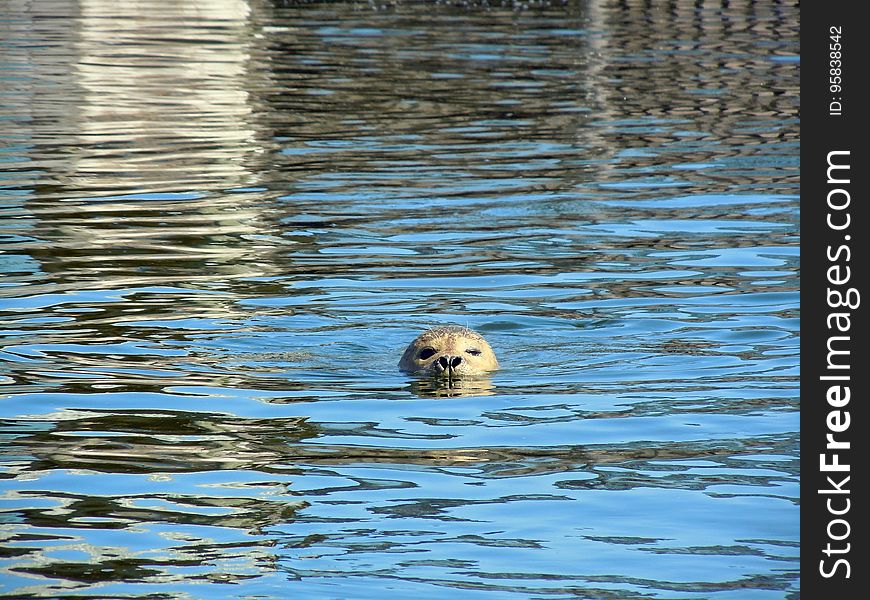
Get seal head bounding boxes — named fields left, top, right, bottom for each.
left=398, top=326, right=498, bottom=378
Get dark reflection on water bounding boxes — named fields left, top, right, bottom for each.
left=2, top=0, right=798, bottom=598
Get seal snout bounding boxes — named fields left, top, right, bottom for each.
left=436, top=355, right=462, bottom=374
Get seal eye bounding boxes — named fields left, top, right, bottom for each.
left=418, top=347, right=436, bottom=360
left=465, top=348, right=482, bottom=356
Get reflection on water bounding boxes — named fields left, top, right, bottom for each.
left=407, top=375, right=497, bottom=398
left=1, top=0, right=798, bottom=598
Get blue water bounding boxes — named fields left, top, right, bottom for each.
left=1, top=1, right=799, bottom=598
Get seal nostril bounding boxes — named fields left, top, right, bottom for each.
left=450, top=356, right=462, bottom=368
left=438, top=356, right=449, bottom=369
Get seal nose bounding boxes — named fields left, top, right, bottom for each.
left=438, top=355, right=462, bottom=371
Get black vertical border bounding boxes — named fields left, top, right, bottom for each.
left=802, top=1, right=867, bottom=596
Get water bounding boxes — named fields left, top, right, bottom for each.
left=1, top=1, right=799, bottom=598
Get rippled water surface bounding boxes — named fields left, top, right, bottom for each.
left=1, top=1, right=799, bottom=598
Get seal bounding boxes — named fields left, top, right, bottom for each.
left=398, top=326, right=498, bottom=377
